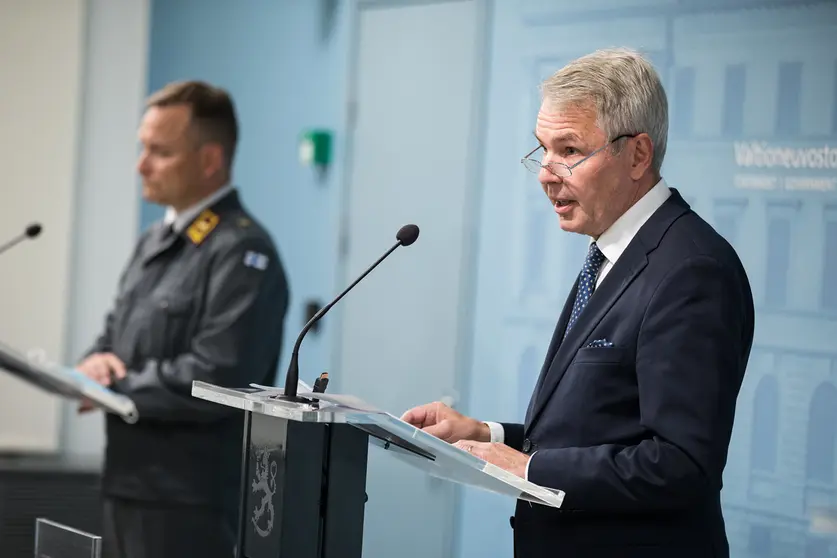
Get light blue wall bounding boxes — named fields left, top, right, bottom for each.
left=143, top=0, right=352, bottom=380
left=144, top=1, right=837, bottom=557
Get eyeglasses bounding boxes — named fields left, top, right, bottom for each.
left=520, top=134, right=637, bottom=178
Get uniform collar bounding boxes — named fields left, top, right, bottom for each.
left=164, top=185, right=235, bottom=233
left=593, top=178, right=671, bottom=267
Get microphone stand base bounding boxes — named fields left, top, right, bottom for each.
left=271, top=394, right=316, bottom=405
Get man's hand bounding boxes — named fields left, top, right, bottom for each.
left=400, top=401, right=491, bottom=444
left=78, top=398, right=95, bottom=413
left=76, top=352, right=126, bottom=414
left=77, top=352, right=127, bottom=386
left=453, top=440, right=531, bottom=479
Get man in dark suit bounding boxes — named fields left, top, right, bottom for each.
left=401, top=48, right=754, bottom=557
left=77, top=81, right=289, bottom=558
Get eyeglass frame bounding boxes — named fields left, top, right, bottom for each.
left=520, top=133, right=639, bottom=178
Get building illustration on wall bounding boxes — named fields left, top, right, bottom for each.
left=501, top=1, right=837, bottom=557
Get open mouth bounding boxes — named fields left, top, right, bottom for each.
left=551, top=199, right=577, bottom=214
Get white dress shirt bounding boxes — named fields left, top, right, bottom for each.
left=163, top=184, right=235, bottom=233
left=485, top=178, right=672, bottom=479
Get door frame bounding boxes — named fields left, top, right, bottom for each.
left=328, top=0, right=493, bottom=556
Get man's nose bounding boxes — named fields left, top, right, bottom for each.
left=539, top=164, right=561, bottom=186
left=538, top=164, right=551, bottom=183
left=542, top=180, right=564, bottom=198
left=137, top=154, right=150, bottom=175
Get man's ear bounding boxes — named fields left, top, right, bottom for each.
left=201, top=143, right=225, bottom=179
left=629, top=134, right=654, bottom=181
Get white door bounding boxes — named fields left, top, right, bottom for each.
left=333, top=1, right=485, bottom=557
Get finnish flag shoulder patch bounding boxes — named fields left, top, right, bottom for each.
left=243, top=250, right=269, bottom=270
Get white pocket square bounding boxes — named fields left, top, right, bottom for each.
left=585, top=339, right=614, bottom=348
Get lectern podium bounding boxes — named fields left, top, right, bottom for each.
left=0, top=340, right=138, bottom=423
left=0, top=340, right=137, bottom=557
left=191, top=381, right=565, bottom=558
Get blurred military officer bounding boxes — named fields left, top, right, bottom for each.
left=77, top=80, right=289, bottom=558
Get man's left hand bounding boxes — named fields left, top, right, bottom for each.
left=453, top=440, right=530, bottom=479
left=78, top=398, right=95, bottom=413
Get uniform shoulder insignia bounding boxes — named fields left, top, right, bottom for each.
left=237, top=217, right=252, bottom=228
left=186, top=209, right=220, bottom=245
left=243, top=250, right=269, bottom=270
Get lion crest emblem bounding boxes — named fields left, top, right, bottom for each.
left=250, top=447, right=278, bottom=537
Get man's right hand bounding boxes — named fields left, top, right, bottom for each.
left=400, top=401, right=491, bottom=444
left=76, top=352, right=127, bottom=386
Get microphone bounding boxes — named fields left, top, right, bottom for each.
left=282, top=223, right=420, bottom=400
left=0, top=222, right=42, bottom=256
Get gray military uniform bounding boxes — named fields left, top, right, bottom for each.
left=90, top=189, right=289, bottom=558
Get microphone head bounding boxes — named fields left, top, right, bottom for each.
left=25, top=223, right=42, bottom=238
left=396, top=224, right=419, bottom=246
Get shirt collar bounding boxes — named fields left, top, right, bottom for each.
left=593, top=178, right=671, bottom=266
left=164, top=185, right=235, bottom=233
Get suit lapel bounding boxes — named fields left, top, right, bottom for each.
left=525, top=276, right=578, bottom=427
left=525, top=188, right=692, bottom=433
left=526, top=246, right=648, bottom=432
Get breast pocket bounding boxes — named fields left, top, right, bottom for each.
left=568, top=347, right=634, bottom=403
left=151, top=294, right=196, bottom=360
left=572, top=347, right=631, bottom=365
left=559, top=347, right=638, bottom=442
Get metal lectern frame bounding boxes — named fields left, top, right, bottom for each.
left=191, top=381, right=564, bottom=558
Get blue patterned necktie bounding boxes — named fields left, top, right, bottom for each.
left=564, top=242, right=606, bottom=339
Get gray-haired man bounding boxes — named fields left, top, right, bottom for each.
left=402, top=48, right=754, bottom=557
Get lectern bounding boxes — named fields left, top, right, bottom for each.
left=0, top=340, right=138, bottom=423
left=191, top=381, right=565, bottom=558
left=0, top=340, right=137, bottom=557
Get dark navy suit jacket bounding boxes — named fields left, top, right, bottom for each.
left=501, top=189, right=754, bottom=557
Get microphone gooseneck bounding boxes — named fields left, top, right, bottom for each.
left=282, top=223, right=420, bottom=400
left=0, top=222, right=43, bottom=256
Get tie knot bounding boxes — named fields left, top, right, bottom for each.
left=583, top=242, right=606, bottom=274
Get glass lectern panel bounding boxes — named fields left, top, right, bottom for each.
left=191, top=382, right=565, bottom=508
left=0, top=341, right=137, bottom=423
left=34, top=518, right=102, bottom=558
left=345, top=410, right=564, bottom=508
